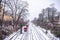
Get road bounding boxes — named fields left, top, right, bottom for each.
left=4, top=24, right=59, bottom=40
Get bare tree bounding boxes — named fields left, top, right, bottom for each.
left=2, top=0, right=28, bottom=30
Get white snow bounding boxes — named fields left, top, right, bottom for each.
left=4, top=23, right=60, bottom=40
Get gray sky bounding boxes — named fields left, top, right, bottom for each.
left=23, top=0, right=60, bottom=21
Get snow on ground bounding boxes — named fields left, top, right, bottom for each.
left=33, top=24, right=60, bottom=40
left=47, top=30, right=60, bottom=40
left=4, top=29, right=20, bottom=40
left=31, top=26, right=51, bottom=40
left=4, top=23, right=60, bottom=40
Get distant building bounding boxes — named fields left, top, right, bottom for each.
left=43, top=7, right=60, bottom=27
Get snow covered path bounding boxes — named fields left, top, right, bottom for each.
left=29, top=26, right=51, bottom=40
left=4, top=24, right=59, bottom=40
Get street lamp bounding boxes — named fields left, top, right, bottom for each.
left=20, top=19, right=24, bottom=34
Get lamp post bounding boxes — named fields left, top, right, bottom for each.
left=20, top=19, right=24, bottom=34
left=20, top=24, right=23, bottom=34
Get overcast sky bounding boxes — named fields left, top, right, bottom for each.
left=23, top=0, right=60, bottom=21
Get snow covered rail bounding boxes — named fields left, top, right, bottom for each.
left=19, top=33, right=26, bottom=40
left=31, top=29, right=34, bottom=40
left=32, top=29, right=39, bottom=40
left=32, top=26, right=51, bottom=40
left=9, top=33, right=18, bottom=40
left=9, top=30, right=20, bottom=40
left=32, top=27, right=45, bottom=40
left=4, top=29, right=20, bottom=40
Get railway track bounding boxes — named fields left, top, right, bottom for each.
left=4, top=25, right=55, bottom=40
left=32, top=26, right=51, bottom=40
